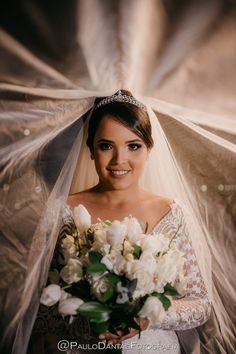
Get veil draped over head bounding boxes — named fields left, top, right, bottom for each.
left=0, top=1, right=236, bottom=353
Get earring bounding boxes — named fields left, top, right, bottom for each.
left=90, top=154, right=94, bottom=160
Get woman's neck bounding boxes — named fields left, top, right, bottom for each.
left=91, top=183, right=146, bottom=208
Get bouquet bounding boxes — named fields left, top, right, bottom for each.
left=41, top=204, right=187, bottom=340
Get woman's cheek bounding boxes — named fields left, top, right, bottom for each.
left=95, top=152, right=110, bottom=168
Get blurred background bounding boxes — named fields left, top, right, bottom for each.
left=0, top=1, right=236, bottom=353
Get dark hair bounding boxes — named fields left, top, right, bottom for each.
left=86, top=90, right=154, bottom=151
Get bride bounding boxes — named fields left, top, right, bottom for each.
left=30, top=90, right=211, bottom=354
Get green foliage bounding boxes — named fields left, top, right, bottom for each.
left=107, top=273, right=120, bottom=288
left=89, top=251, right=103, bottom=264
left=164, top=282, right=180, bottom=296
left=64, top=279, right=90, bottom=300
left=102, top=289, right=114, bottom=302
left=152, top=292, right=171, bottom=311
left=133, top=244, right=142, bottom=259
left=78, top=301, right=112, bottom=323
left=58, top=217, right=182, bottom=341
left=87, top=263, right=107, bottom=276
left=91, top=321, right=109, bottom=334
left=131, top=295, right=148, bottom=315
left=126, top=278, right=137, bottom=296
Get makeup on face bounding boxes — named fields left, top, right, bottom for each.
left=92, top=116, right=149, bottom=190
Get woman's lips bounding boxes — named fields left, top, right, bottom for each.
left=107, top=169, right=130, bottom=177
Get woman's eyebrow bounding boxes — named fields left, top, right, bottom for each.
left=98, top=139, right=142, bottom=144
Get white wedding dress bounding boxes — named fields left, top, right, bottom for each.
left=30, top=201, right=211, bottom=354
left=122, top=201, right=211, bottom=354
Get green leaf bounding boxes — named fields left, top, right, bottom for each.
left=152, top=292, right=171, bottom=311
left=127, top=278, right=137, bottom=296
left=109, top=308, right=127, bottom=328
left=91, top=321, right=109, bottom=334
left=87, top=263, right=107, bottom=276
left=133, top=245, right=142, bottom=259
left=89, top=251, right=103, bottom=264
left=108, top=308, right=140, bottom=336
left=125, top=316, right=140, bottom=331
left=65, top=279, right=90, bottom=300
left=102, top=289, right=114, bottom=302
left=164, top=283, right=180, bottom=296
left=112, top=302, right=133, bottom=312
left=78, top=301, right=112, bottom=323
left=107, top=273, right=120, bottom=288
left=103, top=220, right=112, bottom=226
left=131, top=295, right=148, bottom=315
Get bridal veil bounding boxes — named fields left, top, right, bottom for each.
left=0, top=1, right=235, bottom=353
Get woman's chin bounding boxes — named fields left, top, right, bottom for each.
left=101, top=176, right=135, bottom=191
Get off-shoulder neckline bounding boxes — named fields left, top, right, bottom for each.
left=150, top=200, right=178, bottom=233
left=65, top=200, right=179, bottom=234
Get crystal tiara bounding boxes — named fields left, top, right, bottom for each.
left=95, top=90, right=147, bottom=111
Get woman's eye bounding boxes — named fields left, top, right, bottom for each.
left=128, top=143, right=142, bottom=151
left=98, top=143, right=113, bottom=150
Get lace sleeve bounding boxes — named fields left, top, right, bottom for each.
left=154, top=202, right=212, bottom=331
left=31, top=206, right=94, bottom=342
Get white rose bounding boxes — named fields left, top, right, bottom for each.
left=58, top=297, right=84, bottom=316
left=155, top=249, right=185, bottom=288
left=126, top=258, right=156, bottom=298
left=124, top=253, right=134, bottom=262
left=113, top=254, right=126, bottom=275
left=91, top=275, right=110, bottom=301
left=139, top=250, right=167, bottom=293
left=61, top=235, right=78, bottom=261
left=122, top=217, right=143, bottom=244
left=92, top=229, right=109, bottom=254
left=101, top=250, right=126, bottom=275
left=107, top=220, right=127, bottom=247
left=60, top=258, right=83, bottom=284
left=73, top=204, right=91, bottom=232
left=139, top=250, right=155, bottom=262
left=93, top=243, right=111, bottom=256
left=101, top=254, right=114, bottom=271
left=138, top=296, right=166, bottom=326
left=40, top=284, right=62, bottom=306
left=60, top=289, right=72, bottom=301
left=122, top=240, right=134, bottom=258
left=62, top=235, right=77, bottom=253
left=93, top=229, right=107, bottom=244
left=140, top=234, right=170, bottom=255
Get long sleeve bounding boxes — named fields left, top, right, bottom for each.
left=154, top=202, right=212, bottom=331
left=29, top=207, right=95, bottom=354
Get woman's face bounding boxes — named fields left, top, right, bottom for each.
left=92, top=115, right=149, bottom=191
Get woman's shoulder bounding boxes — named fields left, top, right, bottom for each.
left=67, top=189, right=95, bottom=208
left=145, top=192, right=175, bottom=209
left=68, top=191, right=175, bottom=210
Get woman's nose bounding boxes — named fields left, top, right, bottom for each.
left=111, top=148, right=126, bottom=164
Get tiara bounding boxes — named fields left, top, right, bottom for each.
left=95, top=90, right=147, bottom=111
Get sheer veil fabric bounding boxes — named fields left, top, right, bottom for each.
left=0, top=1, right=235, bottom=353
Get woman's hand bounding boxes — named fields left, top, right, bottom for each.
left=99, top=319, right=149, bottom=344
